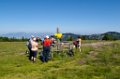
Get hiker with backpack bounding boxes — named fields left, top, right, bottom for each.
left=73, top=36, right=82, bottom=52
left=26, top=35, right=34, bottom=60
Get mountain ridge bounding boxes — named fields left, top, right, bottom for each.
left=0, top=31, right=120, bottom=40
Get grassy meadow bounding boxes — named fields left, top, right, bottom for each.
left=0, top=41, right=120, bottom=79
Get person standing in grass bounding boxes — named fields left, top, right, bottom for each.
left=77, top=36, right=82, bottom=52
left=42, top=35, right=52, bottom=62
left=31, top=37, right=39, bottom=63
left=73, top=36, right=82, bottom=52
left=27, top=35, right=34, bottom=60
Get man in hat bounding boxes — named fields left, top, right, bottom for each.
left=42, top=35, right=52, bottom=62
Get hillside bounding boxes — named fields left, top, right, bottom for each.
left=62, top=31, right=120, bottom=40
left=62, top=33, right=79, bottom=41
left=0, top=41, right=120, bottom=79
left=102, top=32, right=120, bottom=40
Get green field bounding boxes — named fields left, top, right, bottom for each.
left=0, top=41, right=120, bottom=79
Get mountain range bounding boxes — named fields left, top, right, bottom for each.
left=0, top=32, right=53, bottom=39
left=0, top=31, right=120, bottom=40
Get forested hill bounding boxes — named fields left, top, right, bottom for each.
left=62, top=31, right=120, bottom=41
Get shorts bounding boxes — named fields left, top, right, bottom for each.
left=31, top=51, right=37, bottom=57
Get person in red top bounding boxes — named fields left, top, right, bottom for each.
left=42, top=35, right=52, bottom=62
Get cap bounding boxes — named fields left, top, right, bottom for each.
left=46, top=35, right=49, bottom=39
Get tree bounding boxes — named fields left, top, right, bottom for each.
left=67, top=36, right=73, bottom=41
left=102, top=34, right=113, bottom=40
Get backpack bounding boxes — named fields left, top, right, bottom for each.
left=73, top=41, right=77, bottom=45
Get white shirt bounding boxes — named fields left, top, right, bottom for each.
left=31, top=41, right=38, bottom=51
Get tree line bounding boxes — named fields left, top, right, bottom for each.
left=0, top=37, right=28, bottom=42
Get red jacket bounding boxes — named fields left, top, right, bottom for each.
left=43, top=38, right=51, bottom=46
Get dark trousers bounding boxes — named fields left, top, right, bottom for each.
left=28, top=47, right=32, bottom=60
left=31, top=50, right=37, bottom=58
left=43, top=46, right=50, bottom=62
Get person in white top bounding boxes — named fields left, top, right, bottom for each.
left=31, top=37, right=38, bottom=63
left=27, top=35, right=34, bottom=60
left=77, top=36, right=82, bottom=52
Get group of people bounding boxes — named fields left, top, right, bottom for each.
left=26, top=35, right=82, bottom=63
left=27, top=35, right=53, bottom=63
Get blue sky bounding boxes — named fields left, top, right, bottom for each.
left=0, top=0, right=120, bottom=34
